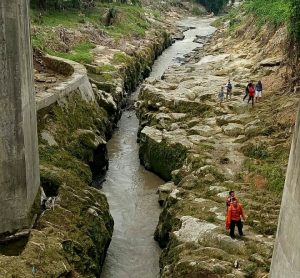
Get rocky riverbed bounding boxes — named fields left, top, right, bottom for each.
left=137, top=13, right=299, bottom=277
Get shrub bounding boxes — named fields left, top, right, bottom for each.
left=244, top=0, right=290, bottom=27
left=290, top=0, right=300, bottom=43
left=196, top=0, right=229, bottom=14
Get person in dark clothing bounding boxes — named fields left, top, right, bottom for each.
left=226, top=198, right=246, bottom=239
left=247, top=82, right=255, bottom=107
left=226, top=190, right=239, bottom=209
left=243, top=82, right=251, bottom=101
left=226, top=80, right=233, bottom=100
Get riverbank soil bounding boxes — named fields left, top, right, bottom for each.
left=137, top=10, right=299, bottom=278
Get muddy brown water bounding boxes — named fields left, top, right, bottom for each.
left=100, top=17, right=216, bottom=278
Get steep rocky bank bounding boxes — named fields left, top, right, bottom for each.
left=137, top=12, right=299, bottom=277
left=0, top=11, right=173, bottom=278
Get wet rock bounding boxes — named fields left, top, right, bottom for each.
left=95, top=90, right=117, bottom=114
left=193, top=35, right=207, bottom=44
left=139, top=126, right=188, bottom=180
left=157, top=182, right=176, bottom=206
left=172, top=32, right=185, bottom=41
left=169, top=188, right=182, bottom=201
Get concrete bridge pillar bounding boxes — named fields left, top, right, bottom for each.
left=0, top=0, right=40, bottom=234
left=270, top=108, right=300, bottom=277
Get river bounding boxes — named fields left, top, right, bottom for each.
left=101, top=17, right=216, bottom=278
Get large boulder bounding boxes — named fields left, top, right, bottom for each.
left=139, top=126, right=190, bottom=180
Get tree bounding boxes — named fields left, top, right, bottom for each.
left=196, top=0, right=229, bottom=14
left=290, top=0, right=300, bottom=43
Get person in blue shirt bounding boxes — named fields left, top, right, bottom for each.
left=255, top=80, right=263, bottom=103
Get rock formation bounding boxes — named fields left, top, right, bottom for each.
left=137, top=13, right=297, bottom=277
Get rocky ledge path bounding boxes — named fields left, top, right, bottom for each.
left=135, top=23, right=291, bottom=277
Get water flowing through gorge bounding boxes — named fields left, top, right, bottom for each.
left=101, top=17, right=216, bottom=278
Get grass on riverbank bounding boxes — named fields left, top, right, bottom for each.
left=214, top=0, right=290, bottom=32
left=244, top=0, right=290, bottom=27
left=31, top=3, right=149, bottom=37
left=31, top=3, right=149, bottom=63
left=48, top=41, right=96, bottom=63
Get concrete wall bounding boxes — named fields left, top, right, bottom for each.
left=270, top=108, right=300, bottom=277
left=0, top=0, right=40, bottom=234
left=36, top=55, right=95, bottom=111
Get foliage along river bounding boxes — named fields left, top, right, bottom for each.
left=101, top=17, right=216, bottom=278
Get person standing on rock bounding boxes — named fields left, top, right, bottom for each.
left=247, top=82, right=255, bottom=107
left=243, top=81, right=250, bottom=101
left=218, top=86, right=225, bottom=106
left=226, top=80, right=233, bottom=100
left=255, top=80, right=263, bottom=103
left=226, top=198, right=246, bottom=239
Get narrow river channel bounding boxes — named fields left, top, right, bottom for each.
left=101, top=17, right=216, bottom=278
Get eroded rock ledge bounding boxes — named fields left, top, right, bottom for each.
left=137, top=16, right=296, bottom=277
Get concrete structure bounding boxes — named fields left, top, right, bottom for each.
left=270, top=108, right=300, bottom=277
left=36, top=55, right=95, bottom=111
left=0, top=0, right=40, bottom=234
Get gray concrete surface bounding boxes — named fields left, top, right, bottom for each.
left=36, top=55, right=95, bottom=111
left=270, top=108, right=300, bottom=277
left=0, top=0, right=40, bottom=234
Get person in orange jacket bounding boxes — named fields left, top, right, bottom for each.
left=226, top=198, right=246, bottom=239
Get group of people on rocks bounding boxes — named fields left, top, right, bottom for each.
left=218, top=79, right=263, bottom=107
left=225, top=190, right=247, bottom=239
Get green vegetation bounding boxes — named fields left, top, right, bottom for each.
left=196, top=0, right=229, bottom=14
left=152, top=10, right=161, bottom=20
left=31, top=2, right=149, bottom=37
left=31, top=2, right=149, bottom=63
left=49, top=41, right=95, bottom=63
left=104, top=4, right=149, bottom=38
left=192, top=6, right=205, bottom=16
left=290, top=0, right=300, bottom=43
left=241, top=142, right=289, bottom=192
left=244, top=0, right=290, bottom=27
left=112, top=52, right=132, bottom=64
left=30, top=0, right=138, bottom=10
left=244, top=158, right=286, bottom=192
left=224, top=0, right=300, bottom=45
left=97, top=64, right=116, bottom=72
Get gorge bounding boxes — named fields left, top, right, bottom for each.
left=0, top=0, right=300, bottom=277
